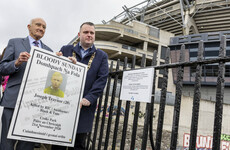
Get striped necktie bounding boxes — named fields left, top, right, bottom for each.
left=33, top=41, right=39, bottom=47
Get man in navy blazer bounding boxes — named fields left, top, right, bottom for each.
left=0, top=18, right=52, bottom=150
left=52, top=22, right=109, bottom=150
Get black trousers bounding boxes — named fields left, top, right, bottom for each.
left=52, top=133, right=88, bottom=150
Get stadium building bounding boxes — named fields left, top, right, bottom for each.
left=69, top=0, right=230, bottom=149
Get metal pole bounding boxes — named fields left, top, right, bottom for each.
left=170, top=44, right=185, bottom=150
left=97, top=61, right=113, bottom=150
left=212, top=35, right=226, bottom=150
left=189, top=41, right=204, bottom=150
left=155, top=47, right=170, bottom=150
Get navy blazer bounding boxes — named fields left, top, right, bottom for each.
left=0, top=37, right=52, bottom=108
left=60, top=43, right=109, bottom=133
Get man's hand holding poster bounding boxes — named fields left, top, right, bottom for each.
left=7, top=47, right=87, bottom=147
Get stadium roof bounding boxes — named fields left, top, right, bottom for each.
left=105, top=0, right=230, bottom=36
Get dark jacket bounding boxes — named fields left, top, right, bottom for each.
left=60, top=43, right=108, bottom=133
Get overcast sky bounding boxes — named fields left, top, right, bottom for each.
left=0, top=0, right=144, bottom=53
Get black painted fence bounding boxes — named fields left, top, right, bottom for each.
left=86, top=35, right=228, bottom=150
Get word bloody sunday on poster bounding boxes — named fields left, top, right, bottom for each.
left=120, top=67, right=154, bottom=103
left=8, top=47, right=87, bottom=147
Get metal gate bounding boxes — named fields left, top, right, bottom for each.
left=86, top=35, right=229, bottom=150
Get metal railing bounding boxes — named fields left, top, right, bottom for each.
left=87, top=35, right=228, bottom=150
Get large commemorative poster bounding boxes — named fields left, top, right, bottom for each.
left=7, top=47, right=87, bottom=147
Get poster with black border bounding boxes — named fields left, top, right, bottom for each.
left=7, top=47, right=87, bottom=147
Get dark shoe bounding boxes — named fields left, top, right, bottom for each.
left=34, top=143, right=41, bottom=148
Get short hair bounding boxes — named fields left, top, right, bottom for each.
left=29, top=18, right=45, bottom=26
left=52, top=72, right=63, bottom=81
left=80, top=22, right=95, bottom=31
